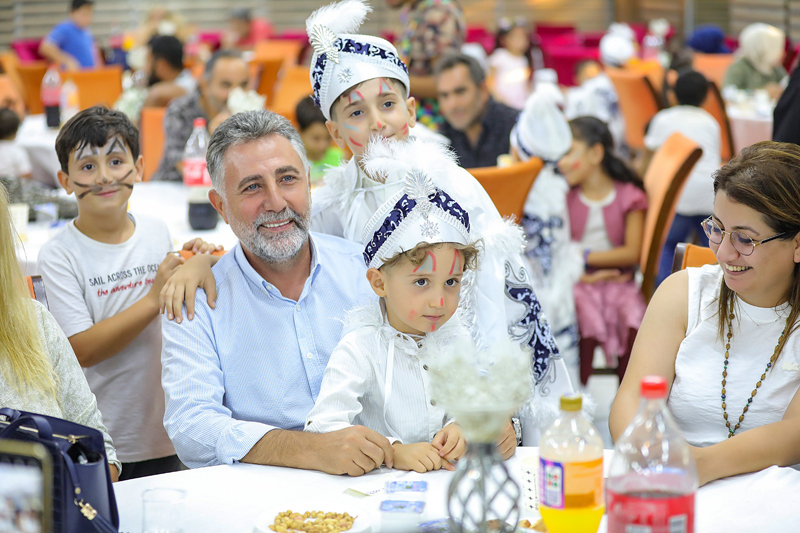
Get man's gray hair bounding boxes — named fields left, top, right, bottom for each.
left=434, top=51, right=486, bottom=86
left=207, top=110, right=310, bottom=197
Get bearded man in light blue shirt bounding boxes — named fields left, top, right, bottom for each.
left=161, top=110, right=394, bottom=476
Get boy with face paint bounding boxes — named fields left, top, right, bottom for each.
left=38, top=107, right=221, bottom=481
left=306, top=141, right=483, bottom=470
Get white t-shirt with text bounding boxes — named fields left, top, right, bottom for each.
left=39, top=213, right=175, bottom=463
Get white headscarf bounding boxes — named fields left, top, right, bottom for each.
left=510, top=91, right=572, bottom=163
left=739, top=23, right=785, bottom=75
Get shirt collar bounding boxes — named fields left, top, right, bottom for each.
left=233, top=236, right=321, bottom=299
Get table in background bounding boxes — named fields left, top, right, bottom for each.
left=16, top=182, right=238, bottom=276
left=16, top=114, right=61, bottom=188
left=113, top=447, right=800, bottom=533
left=726, top=103, right=774, bottom=155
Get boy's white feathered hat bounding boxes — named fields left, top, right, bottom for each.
left=306, top=0, right=411, bottom=120
left=360, top=138, right=471, bottom=269
left=510, top=91, right=572, bottom=163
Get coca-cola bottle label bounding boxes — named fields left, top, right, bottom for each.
left=183, top=159, right=211, bottom=187
left=606, top=490, right=694, bottom=533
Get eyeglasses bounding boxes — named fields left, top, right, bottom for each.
left=701, top=217, right=789, bottom=256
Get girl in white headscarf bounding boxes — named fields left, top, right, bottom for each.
left=723, top=23, right=787, bottom=97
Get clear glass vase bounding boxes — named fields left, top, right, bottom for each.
left=447, top=442, right=521, bottom=533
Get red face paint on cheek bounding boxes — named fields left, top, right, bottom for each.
left=431, top=323, right=436, bottom=332
left=376, top=121, right=383, bottom=129
left=401, top=124, right=409, bottom=136
left=440, top=298, right=444, bottom=307
left=408, top=310, right=417, bottom=321
left=348, top=137, right=364, bottom=147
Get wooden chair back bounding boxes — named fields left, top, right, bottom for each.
left=140, top=107, right=167, bottom=182
left=692, top=53, right=735, bottom=89
left=465, top=158, right=544, bottom=221
left=251, top=58, right=284, bottom=106
left=253, top=40, right=304, bottom=68
left=671, top=242, right=717, bottom=273
left=60, top=66, right=123, bottom=110
left=700, top=81, right=735, bottom=161
left=0, top=51, right=24, bottom=97
left=606, top=67, right=663, bottom=151
left=628, top=59, right=665, bottom=95
left=25, top=275, right=49, bottom=309
left=0, top=75, right=25, bottom=117
left=268, top=66, right=311, bottom=125
left=640, top=132, right=703, bottom=300
left=16, top=62, right=47, bottom=115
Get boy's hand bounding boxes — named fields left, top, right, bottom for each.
left=181, top=238, right=224, bottom=255
left=432, top=424, right=466, bottom=467
left=148, top=254, right=184, bottom=307
left=160, top=254, right=219, bottom=323
left=392, top=442, right=446, bottom=473
left=496, top=421, right=517, bottom=460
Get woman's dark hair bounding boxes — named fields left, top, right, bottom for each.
left=569, top=116, right=643, bottom=189
left=494, top=19, right=535, bottom=80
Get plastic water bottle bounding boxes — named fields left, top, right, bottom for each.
left=606, top=375, right=698, bottom=533
left=183, top=118, right=217, bottom=230
left=60, top=79, right=80, bottom=124
left=42, top=67, right=61, bottom=128
left=539, top=394, right=604, bottom=533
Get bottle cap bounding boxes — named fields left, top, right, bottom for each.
left=560, top=394, right=582, bottom=411
left=193, top=118, right=207, bottom=128
left=640, top=375, right=668, bottom=399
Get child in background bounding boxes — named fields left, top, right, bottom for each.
left=488, top=18, right=538, bottom=110
left=510, top=92, right=583, bottom=393
left=295, top=96, right=344, bottom=184
left=39, top=106, right=220, bottom=480
left=644, top=70, right=720, bottom=286
left=564, top=59, right=626, bottom=154
left=306, top=140, right=490, bottom=471
left=0, top=107, right=32, bottom=179
left=560, top=116, right=647, bottom=386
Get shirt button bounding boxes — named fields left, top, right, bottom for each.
left=430, top=400, right=436, bottom=406
left=295, top=304, right=301, bottom=311
left=423, top=365, right=429, bottom=371
left=306, top=352, right=314, bottom=359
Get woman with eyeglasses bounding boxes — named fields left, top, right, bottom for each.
left=610, top=141, right=800, bottom=486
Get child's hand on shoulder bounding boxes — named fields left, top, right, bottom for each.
left=392, top=442, right=449, bottom=473
left=181, top=238, right=224, bottom=255
left=433, top=423, right=466, bottom=465
left=160, top=253, right=221, bottom=323
left=148, top=254, right=185, bottom=307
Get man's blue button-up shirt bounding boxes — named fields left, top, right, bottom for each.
left=161, top=233, right=375, bottom=468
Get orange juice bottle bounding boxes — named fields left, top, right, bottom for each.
left=539, top=394, right=604, bottom=533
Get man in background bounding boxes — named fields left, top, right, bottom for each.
left=223, top=8, right=273, bottom=51
left=39, top=0, right=99, bottom=70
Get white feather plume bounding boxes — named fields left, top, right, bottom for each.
left=306, top=0, right=372, bottom=42
left=361, top=136, right=458, bottom=186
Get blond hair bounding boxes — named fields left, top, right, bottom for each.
left=0, top=188, right=57, bottom=397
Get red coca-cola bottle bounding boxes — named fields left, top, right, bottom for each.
left=42, top=67, right=62, bottom=128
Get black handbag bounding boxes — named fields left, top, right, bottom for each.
left=0, top=407, right=119, bottom=533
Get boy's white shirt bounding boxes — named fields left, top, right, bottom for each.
left=305, top=300, right=460, bottom=444
left=38, top=213, right=176, bottom=463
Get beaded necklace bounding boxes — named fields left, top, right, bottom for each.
left=721, top=311, right=790, bottom=438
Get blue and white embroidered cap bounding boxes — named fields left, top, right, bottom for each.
left=510, top=91, right=572, bottom=164
left=306, top=0, right=410, bottom=120
left=360, top=139, right=471, bottom=269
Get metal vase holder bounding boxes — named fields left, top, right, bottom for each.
left=446, top=442, right=521, bottom=533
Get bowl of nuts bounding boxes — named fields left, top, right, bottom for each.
left=253, top=508, right=371, bottom=533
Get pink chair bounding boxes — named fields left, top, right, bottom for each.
left=10, top=39, right=44, bottom=63
left=542, top=46, right=600, bottom=87
left=197, top=32, right=222, bottom=52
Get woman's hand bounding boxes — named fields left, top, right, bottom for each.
left=690, top=444, right=714, bottom=487
left=160, top=254, right=220, bottom=322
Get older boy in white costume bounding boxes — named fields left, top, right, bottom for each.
left=306, top=0, right=574, bottom=441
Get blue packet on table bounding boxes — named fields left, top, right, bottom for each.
left=380, top=500, right=426, bottom=513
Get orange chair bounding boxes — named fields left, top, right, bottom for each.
left=628, top=59, right=665, bottom=95
left=16, top=62, right=47, bottom=115
left=251, top=57, right=284, bottom=106
left=253, top=40, right=304, bottom=68
left=639, top=132, right=703, bottom=300
left=0, top=75, right=25, bottom=117
left=268, top=66, right=312, bottom=125
left=671, top=242, right=717, bottom=273
left=140, top=107, right=166, bottom=182
left=0, top=51, right=24, bottom=97
left=465, top=158, right=544, bottom=221
left=606, top=67, right=663, bottom=151
left=25, top=275, right=49, bottom=309
left=692, top=53, right=735, bottom=90
left=701, top=81, right=735, bottom=161
left=60, top=66, right=123, bottom=110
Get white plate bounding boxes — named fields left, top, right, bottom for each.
left=253, top=507, right=371, bottom=533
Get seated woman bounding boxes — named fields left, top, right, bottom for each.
left=723, top=23, right=787, bottom=98
left=610, top=141, right=800, bottom=486
left=0, top=189, right=120, bottom=480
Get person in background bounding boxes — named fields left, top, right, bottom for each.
left=39, top=0, right=99, bottom=70
left=644, top=70, right=720, bottom=286
left=435, top=52, right=520, bottom=168
left=488, top=17, right=535, bottom=110
left=723, top=23, right=787, bottom=98
left=152, top=50, right=248, bottom=182
left=610, top=142, right=800, bottom=487
left=0, top=107, right=31, bottom=180
left=564, top=59, right=626, bottom=154
left=561, top=116, right=647, bottom=386
left=386, top=0, right=465, bottom=129
left=39, top=107, right=220, bottom=480
left=0, top=187, right=120, bottom=481
left=142, top=35, right=197, bottom=108
left=295, top=96, right=343, bottom=184
left=131, top=7, right=193, bottom=48
left=687, top=25, right=731, bottom=54
left=773, top=64, right=800, bottom=145
left=223, top=8, right=273, bottom=52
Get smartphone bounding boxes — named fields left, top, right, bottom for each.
left=0, top=440, right=52, bottom=533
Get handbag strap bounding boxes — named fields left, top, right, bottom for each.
left=0, top=407, right=20, bottom=421
left=59, top=449, right=119, bottom=533
left=0, top=413, right=54, bottom=441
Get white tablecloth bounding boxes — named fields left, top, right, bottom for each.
left=113, top=447, right=800, bottom=533
left=15, top=114, right=61, bottom=188
left=726, top=104, right=774, bottom=155
left=15, top=182, right=238, bottom=276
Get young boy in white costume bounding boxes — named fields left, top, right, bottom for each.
left=306, top=140, right=495, bottom=470
left=306, top=0, right=574, bottom=442
left=510, top=92, right=583, bottom=390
